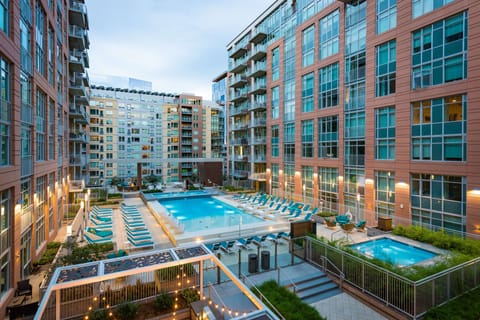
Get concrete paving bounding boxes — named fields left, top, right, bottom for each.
left=28, top=194, right=390, bottom=320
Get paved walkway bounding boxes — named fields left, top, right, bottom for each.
left=29, top=195, right=389, bottom=320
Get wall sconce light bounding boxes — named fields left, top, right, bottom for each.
left=400, top=204, right=404, bottom=209
left=470, top=188, right=480, bottom=196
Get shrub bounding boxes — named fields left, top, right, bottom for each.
left=155, top=292, right=174, bottom=311
left=424, top=286, right=480, bottom=320
left=252, top=280, right=325, bottom=320
left=181, top=288, right=199, bottom=304
left=114, top=302, right=138, bottom=320
left=87, top=309, right=109, bottom=320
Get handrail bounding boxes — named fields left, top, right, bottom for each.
left=240, top=273, right=286, bottom=320
left=415, top=256, right=480, bottom=285
left=276, top=267, right=297, bottom=293
left=320, top=256, right=345, bottom=287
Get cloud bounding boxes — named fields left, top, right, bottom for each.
left=86, top=0, right=272, bottom=99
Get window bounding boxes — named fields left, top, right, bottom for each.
left=48, top=100, right=54, bottom=160
left=345, top=52, right=366, bottom=84
left=302, top=72, right=314, bottom=112
left=318, top=167, right=338, bottom=213
left=271, top=47, right=280, bottom=81
left=36, top=90, right=46, bottom=161
left=20, top=18, right=32, bottom=74
left=319, top=62, right=338, bottom=109
left=0, top=0, right=8, bottom=34
left=318, top=116, right=338, bottom=158
left=376, top=40, right=396, bottom=96
left=319, top=9, right=339, bottom=60
left=344, top=140, right=365, bottom=167
left=271, top=86, right=279, bottom=120
left=0, top=56, right=10, bottom=166
left=375, top=171, right=395, bottom=217
left=0, top=189, right=11, bottom=296
left=411, top=94, right=466, bottom=161
left=412, top=0, right=454, bottom=19
left=35, top=2, right=45, bottom=76
left=376, top=0, right=396, bottom=34
left=301, top=120, right=314, bottom=158
left=302, top=166, right=313, bottom=200
left=271, top=163, right=279, bottom=191
left=302, top=25, right=315, bottom=67
left=344, top=111, right=365, bottom=138
left=283, top=80, right=295, bottom=121
left=271, top=125, right=279, bottom=157
left=35, top=175, right=46, bottom=249
left=283, top=123, right=295, bottom=162
left=411, top=12, right=468, bottom=89
left=411, top=174, right=465, bottom=233
left=375, top=106, right=395, bottom=160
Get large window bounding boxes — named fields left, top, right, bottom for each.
left=302, top=72, right=314, bottom=112
left=344, top=111, right=365, bottom=139
left=412, top=0, right=454, bottom=19
left=318, top=115, right=338, bottom=158
left=301, top=120, right=314, bottom=158
left=318, top=167, right=338, bottom=213
left=48, top=100, right=54, bottom=160
left=271, top=47, right=279, bottom=81
left=302, top=25, right=314, bottom=67
left=411, top=94, right=466, bottom=161
left=271, top=86, right=279, bottom=120
left=283, top=123, right=295, bottom=162
left=36, top=90, right=46, bottom=161
left=376, top=40, right=396, bottom=96
left=411, top=174, right=465, bottom=233
left=412, top=12, right=468, bottom=89
left=35, top=2, right=45, bottom=76
left=375, top=106, right=395, bottom=160
left=35, top=176, right=46, bottom=249
left=319, top=62, right=338, bottom=109
left=0, top=56, right=10, bottom=166
left=20, top=18, right=32, bottom=74
left=376, top=0, right=396, bottom=34
left=0, top=189, right=11, bottom=298
left=319, top=9, right=339, bottom=60
left=302, top=166, right=313, bottom=200
left=375, top=171, right=395, bottom=217
left=0, top=0, right=8, bottom=34
left=271, top=125, right=279, bottom=157
left=283, top=80, right=295, bottom=122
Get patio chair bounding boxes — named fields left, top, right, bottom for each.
left=237, top=237, right=254, bottom=250
left=84, top=233, right=113, bottom=244
left=220, top=240, right=237, bottom=254
left=16, top=279, right=32, bottom=297
left=324, top=217, right=337, bottom=229
left=252, top=235, right=269, bottom=247
left=341, top=222, right=355, bottom=233
left=355, top=220, right=367, bottom=232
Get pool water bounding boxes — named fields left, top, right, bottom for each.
left=158, top=196, right=263, bottom=232
left=152, top=190, right=211, bottom=199
left=350, top=238, right=438, bottom=267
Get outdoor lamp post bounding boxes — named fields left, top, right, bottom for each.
left=356, top=193, right=361, bottom=222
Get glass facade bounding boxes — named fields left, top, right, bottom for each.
left=412, top=0, right=454, bottom=19
left=319, top=9, right=339, bottom=60
left=412, top=12, right=468, bottom=89
left=0, top=57, right=9, bottom=166
left=301, top=119, right=314, bottom=158
left=302, top=25, right=314, bottom=67
left=302, top=72, right=314, bottom=112
left=375, top=171, right=395, bottom=217
left=412, top=94, right=466, bottom=161
left=318, top=115, right=338, bottom=158
left=376, top=40, right=396, bottom=97
left=318, top=167, right=338, bottom=213
left=411, top=174, right=465, bottom=232
left=271, top=125, right=279, bottom=157
left=376, top=0, right=396, bottom=34
left=318, top=62, right=338, bottom=109
left=375, top=106, right=395, bottom=160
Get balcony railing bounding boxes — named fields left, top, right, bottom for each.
left=21, top=102, right=33, bottom=124
left=250, top=44, right=266, bottom=61
left=0, top=99, right=10, bottom=122
left=250, top=118, right=266, bottom=127
left=249, top=101, right=266, bottom=111
left=20, top=48, right=33, bottom=75
left=21, top=205, right=33, bottom=232
left=249, top=62, right=266, bottom=78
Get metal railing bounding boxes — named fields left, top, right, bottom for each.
left=299, top=236, right=480, bottom=319
left=240, top=274, right=286, bottom=320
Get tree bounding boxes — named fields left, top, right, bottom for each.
left=143, top=174, right=160, bottom=186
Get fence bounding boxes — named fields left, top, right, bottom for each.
left=296, top=236, right=480, bottom=319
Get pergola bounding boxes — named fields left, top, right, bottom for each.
left=34, top=244, right=278, bottom=320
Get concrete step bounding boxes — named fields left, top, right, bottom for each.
left=302, top=287, right=343, bottom=304
left=294, top=275, right=331, bottom=292
left=296, top=281, right=339, bottom=300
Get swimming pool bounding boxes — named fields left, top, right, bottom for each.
left=350, top=238, right=438, bottom=267
left=158, top=196, right=263, bottom=232
left=152, top=190, right=216, bottom=199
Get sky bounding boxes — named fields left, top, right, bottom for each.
left=86, top=0, right=273, bottom=100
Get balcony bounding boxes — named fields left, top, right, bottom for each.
left=249, top=62, right=266, bottom=78
left=181, top=116, right=192, bottom=122
left=234, top=155, right=249, bottom=162
left=69, top=74, right=87, bottom=97
left=252, top=137, right=267, bottom=145
left=229, top=57, right=248, bottom=74
left=230, top=137, right=249, bottom=145
left=250, top=118, right=266, bottom=128
left=231, top=123, right=249, bottom=131
left=249, top=101, right=266, bottom=111
left=69, top=0, right=88, bottom=28
left=231, top=170, right=249, bottom=179
left=69, top=132, right=89, bottom=143
left=250, top=28, right=267, bottom=44
left=230, top=91, right=248, bottom=103
left=250, top=44, right=266, bottom=61
left=21, top=102, right=33, bottom=125
left=230, top=74, right=247, bottom=88
left=68, top=25, right=88, bottom=50
left=249, top=172, right=266, bottom=181
left=69, top=104, right=89, bottom=123
left=249, top=82, right=267, bottom=95
left=229, top=44, right=248, bottom=59
left=229, top=103, right=249, bottom=116
left=252, top=155, right=266, bottom=163
left=20, top=48, right=33, bottom=75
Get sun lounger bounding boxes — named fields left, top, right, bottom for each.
left=84, top=233, right=113, bottom=244
left=253, top=235, right=269, bottom=247
left=128, top=237, right=154, bottom=248
left=237, top=237, right=254, bottom=250
left=86, top=227, right=113, bottom=238
left=220, top=240, right=237, bottom=254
